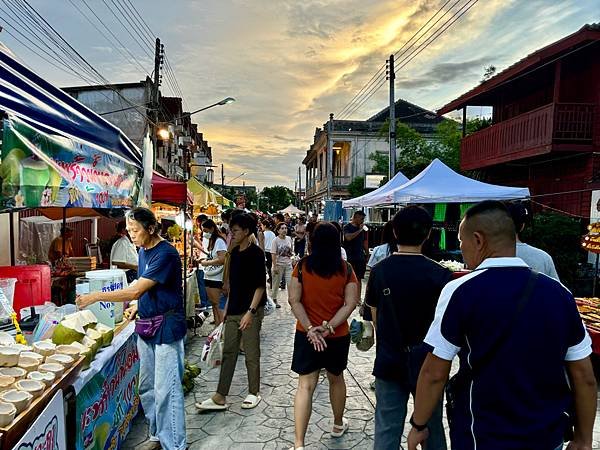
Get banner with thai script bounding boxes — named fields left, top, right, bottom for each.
left=13, top=389, right=66, bottom=450
left=0, top=116, right=140, bottom=211
left=75, top=333, right=140, bottom=450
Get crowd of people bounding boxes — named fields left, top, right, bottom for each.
left=76, top=202, right=596, bottom=450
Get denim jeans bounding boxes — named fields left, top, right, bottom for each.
left=374, top=345, right=447, bottom=450
left=137, top=337, right=187, bottom=450
left=271, top=263, right=292, bottom=301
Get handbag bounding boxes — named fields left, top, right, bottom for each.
left=445, top=270, right=539, bottom=426
left=135, top=315, right=165, bottom=338
left=204, top=248, right=224, bottom=277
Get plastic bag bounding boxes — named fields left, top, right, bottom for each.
left=263, top=296, right=276, bottom=316
left=200, top=323, right=224, bottom=369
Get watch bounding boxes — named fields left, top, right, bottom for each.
left=248, top=307, right=257, bottom=315
left=409, top=415, right=428, bottom=432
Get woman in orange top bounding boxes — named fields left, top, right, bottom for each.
left=288, top=222, right=359, bottom=450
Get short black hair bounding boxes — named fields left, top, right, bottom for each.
left=274, top=213, right=285, bottom=222
left=464, top=200, right=511, bottom=222
left=505, top=202, right=529, bottom=234
left=196, top=214, right=208, bottom=224
left=127, top=207, right=158, bottom=235
left=230, top=213, right=257, bottom=236
left=392, top=206, right=432, bottom=246
left=221, top=209, right=233, bottom=222
left=353, top=210, right=366, bottom=218
left=116, top=221, right=127, bottom=233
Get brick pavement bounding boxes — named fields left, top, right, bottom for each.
left=123, top=288, right=600, bottom=449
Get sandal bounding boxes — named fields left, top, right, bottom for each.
left=331, top=417, right=349, bottom=437
left=288, top=447, right=305, bottom=450
left=195, top=398, right=228, bottom=411
left=241, top=393, right=262, bottom=409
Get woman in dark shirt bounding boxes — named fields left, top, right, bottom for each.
left=196, top=213, right=267, bottom=412
left=77, top=208, right=186, bottom=450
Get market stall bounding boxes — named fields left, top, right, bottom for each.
left=0, top=43, right=143, bottom=449
left=575, top=298, right=600, bottom=354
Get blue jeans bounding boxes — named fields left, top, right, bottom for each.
left=374, top=346, right=446, bottom=450
left=137, top=337, right=187, bottom=450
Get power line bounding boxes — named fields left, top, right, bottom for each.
left=100, top=0, right=153, bottom=59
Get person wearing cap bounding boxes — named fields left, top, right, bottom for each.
left=48, top=226, right=74, bottom=264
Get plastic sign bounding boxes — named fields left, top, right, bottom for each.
left=13, top=390, right=66, bottom=450
left=582, top=222, right=600, bottom=254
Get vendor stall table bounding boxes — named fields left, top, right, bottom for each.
left=0, top=355, right=85, bottom=449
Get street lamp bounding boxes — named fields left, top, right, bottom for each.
left=170, top=97, right=236, bottom=123
left=227, top=172, right=246, bottom=185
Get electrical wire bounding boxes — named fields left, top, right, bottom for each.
left=100, top=0, right=154, bottom=59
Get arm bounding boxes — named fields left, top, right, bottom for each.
left=239, top=249, right=267, bottom=330
left=407, top=354, right=452, bottom=449
left=324, top=281, right=359, bottom=332
left=112, top=261, right=138, bottom=271
left=565, top=357, right=597, bottom=449
left=76, top=277, right=157, bottom=307
left=288, top=274, right=328, bottom=351
left=201, top=250, right=226, bottom=267
left=370, top=306, right=377, bottom=331
left=344, top=228, right=362, bottom=241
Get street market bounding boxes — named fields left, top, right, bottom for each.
left=0, top=3, right=599, bottom=450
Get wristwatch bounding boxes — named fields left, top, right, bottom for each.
left=409, top=414, right=428, bottom=432
left=248, top=307, right=257, bottom=315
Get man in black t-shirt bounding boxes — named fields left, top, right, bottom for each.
left=365, top=206, right=451, bottom=450
left=343, top=210, right=368, bottom=294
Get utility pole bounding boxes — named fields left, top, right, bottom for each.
left=151, top=38, right=162, bottom=169
left=388, top=54, right=396, bottom=180
left=221, top=163, right=225, bottom=191
left=326, top=113, right=334, bottom=200
left=298, top=166, right=302, bottom=209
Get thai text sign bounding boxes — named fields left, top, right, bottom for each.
left=0, top=117, right=140, bottom=210
left=13, top=390, right=66, bottom=450
left=582, top=222, right=600, bottom=254
left=75, top=334, right=140, bottom=450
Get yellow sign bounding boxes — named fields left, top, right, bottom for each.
left=582, top=222, right=600, bottom=254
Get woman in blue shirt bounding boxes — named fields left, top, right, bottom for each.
left=77, top=207, right=187, bottom=450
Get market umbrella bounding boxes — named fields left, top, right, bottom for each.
left=279, top=204, right=305, bottom=215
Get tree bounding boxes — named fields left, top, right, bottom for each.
left=347, top=176, right=367, bottom=198
left=260, top=186, right=295, bottom=213
left=481, top=65, right=497, bottom=83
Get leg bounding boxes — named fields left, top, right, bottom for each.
left=265, top=253, right=272, bottom=285
left=293, top=371, right=319, bottom=448
left=215, top=315, right=242, bottom=400
left=206, top=287, right=223, bottom=325
left=136, top=337, right=159, bottom=440
left=271, top=267, right=283, bottom=301
left=242, top=308, right=264, bottom=395
left=326, top=371, right=347, bottom=428
left=283, top=264, right=293, bottom=292
left=154, top=339, right=187, bottom=450
left=373, top=378, right=410, bottom=450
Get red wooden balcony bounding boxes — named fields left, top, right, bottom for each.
left=461, top=102, right=597, bottom=170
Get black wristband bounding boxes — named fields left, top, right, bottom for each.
left=409, top=415, right=428, bottom=432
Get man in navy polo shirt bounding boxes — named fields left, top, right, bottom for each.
left=408, top=201, right=596, bottom=450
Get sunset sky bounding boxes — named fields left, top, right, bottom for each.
left=1, top=0, right=596, bottom=187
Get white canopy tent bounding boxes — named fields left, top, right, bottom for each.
left=342, top=170, right=409, bottom=208
left=378, top=159, right=530, bottom=205
left=279, top=204, right=305, bottom=215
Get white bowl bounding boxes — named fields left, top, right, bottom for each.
left=0, top=402, right=16, bottom=427
left=0, top=367, right=26, bottom=381
left=37, top=363, right=64, bottom=378
left=46, top=354, right=74, bottom=368
left=32, top=341, right=56, bottom=357
left=0, top=389, right=32, bottom=414
left=20, top=352, right=44, bottom=363
left=55, top=345, right=81, bottom=358
left=0, top=375, right=14, bottom=392
left=14, top=379, right=45, bottom=399
left=0, top=332, right=14, bottom=347
left=0, top=347, right=19, bottom=368
left=27, top=371, right=55, bottom=387
left=17, top=356, right=39, bottom=373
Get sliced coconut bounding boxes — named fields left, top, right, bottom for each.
left=79, top=310, right=98, bottom=325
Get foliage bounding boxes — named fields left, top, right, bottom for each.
left=260, top=185, right=295, bottom=213
left=167, top=224, right=182, bottom=241
left=520, top=211, right=584, bottom=292
left=348, top=176, right=368, bottom=198
left=481, top=65, right=497, bottom=83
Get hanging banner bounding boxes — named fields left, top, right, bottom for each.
left=0, top=117, right=140, bottom=211
left=12, top=389, right=66, bottom=450
left=75, top=334, right=140, bottom=450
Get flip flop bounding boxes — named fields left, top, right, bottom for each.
left=331, top=417, right=349, bottom=438
left=241, top=394, right=262, bottom=409
left=195, top=398, right=228, bottom=411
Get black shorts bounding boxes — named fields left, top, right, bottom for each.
left=204, top=279, right=223, bottom=289
left=291, top=330, right=350, bottom=376
left=348, top=259, right=366, bottom=279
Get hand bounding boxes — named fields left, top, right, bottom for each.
left=124, top=303, right=138, bottom=321
left=307, top=327, right=327, bottom=351
left=407, top=427, right=429, bottom=450
left=566, top=441, right=593, bottom=450
left=76, top=293, right=97, bottom=309
left=222, top=282, right=230, bottom=295
left=239, top=312, right=253, bottom=331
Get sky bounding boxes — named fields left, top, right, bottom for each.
left=0, top=0, right=597, bottom=188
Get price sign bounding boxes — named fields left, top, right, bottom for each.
left=582, top=222, right=600, bottom=254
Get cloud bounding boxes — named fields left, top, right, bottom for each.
left=91, top=46, right=113, bottom=53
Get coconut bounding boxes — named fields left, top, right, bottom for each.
left=91, top=324, right=114, bottom=347
left=81, top=336, right=100, bottom=356
left=69, top=342, right=94, bottom=369
left=51, top=316, right=85, bottom=345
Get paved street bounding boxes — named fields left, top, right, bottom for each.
left=124, top=286, right=600, bottom=450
